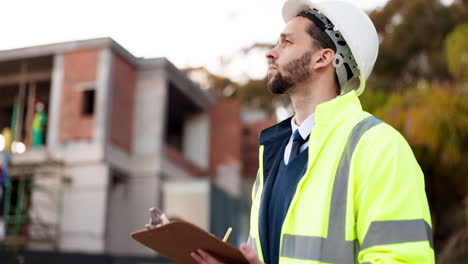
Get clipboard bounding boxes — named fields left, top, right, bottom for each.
left=131, top=220, right=249, bottom=264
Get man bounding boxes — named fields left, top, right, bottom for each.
left=192, top=0, right=434, bottom=263
left=32, top=102, right=47, bottom=148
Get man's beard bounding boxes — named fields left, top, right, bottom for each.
left=267, top=51, right=313, bottom=94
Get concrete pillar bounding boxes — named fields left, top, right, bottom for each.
left=94, top=48, right=113, bottom=146
left=132, top=68, right=167, bottom=159
left=105, top=175, right=161, bottom=255
left=162, top=180, right=211, bottom=231
left=183, top=112, right=210, bottom=169
left=59, top=163, right=110, bottom=253
left=47, top=54, right=64, bottom=151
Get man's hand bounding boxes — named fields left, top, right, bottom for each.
left=191, top=243, right=264, bottom=264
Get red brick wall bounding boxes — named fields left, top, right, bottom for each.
left=59, top=49, right=98, bottom=142
left=209, top=100, right=242, bottom=176
left=108, top=53, right=137, bottom=152
left=242, top=119, right=276, bottom=179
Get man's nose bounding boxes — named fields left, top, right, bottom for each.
left=265, top=48, right=278, bottom=62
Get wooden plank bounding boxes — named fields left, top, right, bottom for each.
left=25, top=82, right=36, bottom=147
left=0, top=71, right=51, bottom=87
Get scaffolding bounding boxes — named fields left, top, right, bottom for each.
left=0, top=58, right=53, bottom=262
left=1, top=154, right=31, bottom=261
left=1, top=159, right=64, bottom=261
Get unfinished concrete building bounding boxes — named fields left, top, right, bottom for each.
left=0, top=38, right=249, bottom=260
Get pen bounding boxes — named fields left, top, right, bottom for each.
left=222, top=227, right=232, bottom=242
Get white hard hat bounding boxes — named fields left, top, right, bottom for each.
left=282, top=0, right=379, bottom=95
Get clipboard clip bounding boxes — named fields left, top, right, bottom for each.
left=145, top=207, right=169, bottom=229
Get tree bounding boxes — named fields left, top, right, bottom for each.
left=368, top=0, right=462, bottom=91
left=445, top=23, right=468, bottom=82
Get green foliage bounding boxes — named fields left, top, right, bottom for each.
left=375, top=86, right=468, bottom=181
left=359, top=89, right=389, bottom=114
left=369, top=0, right=460, bottom=90
left=445, top=23, right=468, bottom=82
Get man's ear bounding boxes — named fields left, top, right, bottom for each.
left=312, top=48, right=335, bottom=70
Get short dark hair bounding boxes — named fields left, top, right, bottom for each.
left=298, top=13, right=336, bottom=52
left=297, top=13, right=340, bottom=94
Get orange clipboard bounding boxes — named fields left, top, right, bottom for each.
left=131, top=220, right=249, bottom=264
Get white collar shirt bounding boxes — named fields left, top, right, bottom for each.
left=283, top=112, right=315, bottom=165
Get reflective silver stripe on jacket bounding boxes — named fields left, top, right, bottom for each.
left=253, top=171, right=261, bottom=196
left=362, top=219, right=433, bottom=250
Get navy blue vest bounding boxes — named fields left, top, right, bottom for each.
left=259, top=138, right=309, bottom=264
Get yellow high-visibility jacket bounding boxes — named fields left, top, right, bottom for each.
left=248, top=91, right=434, bottom=264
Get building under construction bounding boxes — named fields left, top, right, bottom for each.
left=0, top=38, right=271, bottom=263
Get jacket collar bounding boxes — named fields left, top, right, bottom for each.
left=259, top=91, right=362, bottom=145
left=315, top=90, right=362, bottom=126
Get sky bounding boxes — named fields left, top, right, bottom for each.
left=1, top=0, right=389, bottom=82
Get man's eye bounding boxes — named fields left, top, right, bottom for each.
left=277, top=40, right=292, bottom=46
